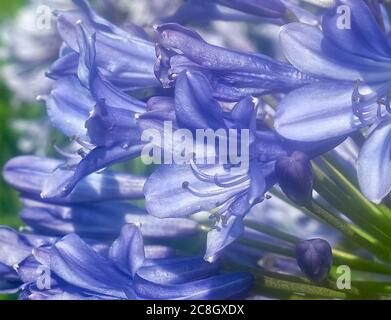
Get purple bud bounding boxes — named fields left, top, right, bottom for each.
left=275, top=151, right=313, bottom=206
left=295, top=239, right=332, bottom=283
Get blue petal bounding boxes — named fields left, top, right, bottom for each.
left=46, top=76, right=94, bottom=140
left=136, top=256, right=220, bottom=285
left=144, top=164, right=247, bottom=218
left=0, top=263, right=21, bottom=294
left=144, top=246, right=176, bottom=260
left=204, top=215, right=244, bottom=263
left=358, top=120, right=391, bottom=203
left=134, top=272, right=253, bottom=300
left=56, top=0, right=158, bottom=90
left=3, top=156, right=146, bottom=204
left=48, top=51, right=79, bottom=80
left=212, top=0, right=286, bottom=18
left=275, top=82, right=362, bottom=141
left=156, top=23, right=313, bottom=100
left=17, top=255, right=41, bottom=284
left=175, top=70, right=224, bottom=131
left=33, top=234, right=134, bottom=299
left=41, top=144, right=144, bottom=199
left=20, top=200, right=199, bottom=239
left=109, top=224, right=145, bottom=277
left=20, top=282, right=105, bottom=300
left=0, top=227, right=54, bottom=267
left=86, top=99, right=140, bottom=148
left=280, top=22, right=391, bottom=82
left=322, top=0, right=391, bottom=60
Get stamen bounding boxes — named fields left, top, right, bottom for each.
left=182, top=181, right=230, bottom=197
left=352, top=81, right=391, bottom=125
left=189, top=158, right=216, bottom=183
left=214, top=174, right=249, bottom=188
left=74, top=138, right=94, bottom=150
left=53, top=145, right=82, bottom=160
left=211, top=225, right=221, bottom=232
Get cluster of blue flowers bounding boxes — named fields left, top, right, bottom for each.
left=3, top=0, right=391, bottom=300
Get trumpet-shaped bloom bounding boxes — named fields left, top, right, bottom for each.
left=2, top=156, right=146, bottom=203
left=49, top=0, right=159, bottom=90
left=155, top=23, right=315, bottom=101
left=4, top=224, right=253, bottom=300
left=144, top=70, right=340, bottom=262
left=275, top=0, right=391, bottom=203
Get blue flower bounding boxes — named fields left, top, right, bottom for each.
left=144, top=70, right=340, bottom=262
left=48, top=0, right=159, bottom=90
left=42, top=14, right=152, bottom=198
left=0, top=224, right=253, bottom=300
left=275, top=0, right=391, bottom=203
left=164, top=0, right=319, bottom=27
left=19, top=199, right=199, bottom=240
left=0, top=226, right=57, bottom=294
left=154, top=23, right=315, bottom=101
left=2, top=156, right=146, bottom=203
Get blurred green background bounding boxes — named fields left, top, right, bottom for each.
left=0, top=0, right=29, bottom=228
left=0, top=0, right=33, bottom=300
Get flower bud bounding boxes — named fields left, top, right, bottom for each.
left=295, top=238, right=332, bottom=282
left=275, top=151, right=313, bottom=206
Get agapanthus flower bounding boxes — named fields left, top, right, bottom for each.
left=6, top=0, right=391, bottom=302
left=37, top=1, right=155, bottom=198
left=3, top=156, right=146, bottom=203
left=2, top=156, right=199, bottom=241
left=155, top=23, right=315, bottom=101
left=38, top=0, right=324, bottom=202
left=275, top=0, right=391, bottom=203
left=0, top=0, right=146, bottom=103
left=0, top=224, right=253, bottom=300
left=144, top=69, right=340, bottom=262
left=165, top=0, right=323, bottom=26
left=48, top=0, right=159, bottom=90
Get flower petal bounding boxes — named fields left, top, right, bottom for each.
left=41, top=144, right=144, bottom=199
left=280, top=22, right=391, bottom=82
left=322, top=0, right=391, bottom=60
left=46, top=76, right=94, bottom=140
left=134, top=272, right=253, bottom=300
left=20, top=199, right=199, bottom=240
left=109, top=224, right=145, bottom=277
left=175, top=71, right=224, bottom=131
left=144, top=164, right=246, bottom=218
left=137, top=256, right=220, bottom=285
left=204, top=215, right=244, bottom=263
left=275, top=82, right=362, bottom=141
left=3, top=156, right=146, bottom=204
left=33, top=234, right=133, bottom=299
left=358, top=120, right=391, bottom=203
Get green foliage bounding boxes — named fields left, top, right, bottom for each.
left=0, top=0, right=25, bottom=22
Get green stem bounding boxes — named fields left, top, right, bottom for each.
left=313, top=163, right=391, bottom=245
left=307, top=200, right=391, bottom=263
left=320, top=158, right=391, bottom=230
left=257, top=276, right=347, bottom=299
